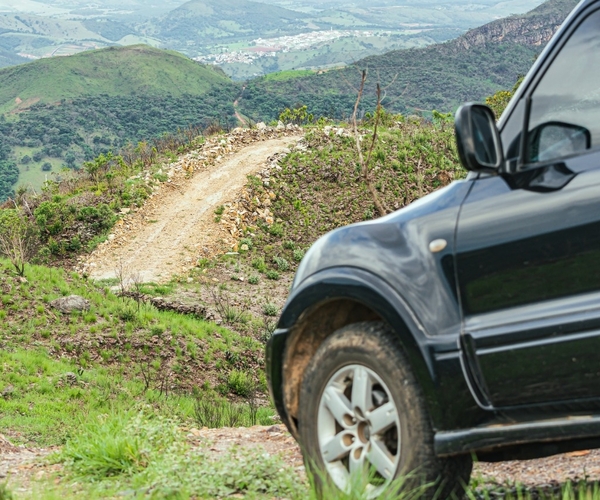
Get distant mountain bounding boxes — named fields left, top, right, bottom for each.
left=0, top=44, right=232, bottom=112
left=0, top=45, right=239, bottom=194
left=238, top=0, right=578, bottom=121
left=455, top=0, right=576, bottom=49
left=141, top=0, right=311, bottom=45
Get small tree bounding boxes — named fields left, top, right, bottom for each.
left=0, top=209, right=38, bottom=276
left=41, top=162, right=52, bottom=171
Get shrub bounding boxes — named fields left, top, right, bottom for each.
left=227, top=370, right=254, bottom=397
left=34, top=201, right=69, bottom=236
left=266, top=270, right=280, bottom=280
left=77, top=204, right=116, bottom=233
left=248, top=275, right=259, bottom=285
left=263, top=303, right=278, bottom=317
left=0, top=209, right=39, bottom=276
left=273, top=256, right=290, bottom=271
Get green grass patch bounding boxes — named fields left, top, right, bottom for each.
left=0, top=258, right=269, bottom=444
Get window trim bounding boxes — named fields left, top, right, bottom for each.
left=500, top=4, right=600, bottom=171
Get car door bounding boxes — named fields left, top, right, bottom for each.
left=455, top=5, right=600, bottom=409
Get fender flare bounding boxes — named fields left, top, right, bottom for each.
left=269, top=267, right=445, bottom=431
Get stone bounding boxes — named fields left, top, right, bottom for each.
left=256, top=122, right=267, bottom=130
left=1, top=385, right=14, bottom=399
left=50, top=295, right=91, bottom=314
left=62, top=372, right=78, bottom=386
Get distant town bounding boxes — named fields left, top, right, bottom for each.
left=194, top=29, right=394, bottom=65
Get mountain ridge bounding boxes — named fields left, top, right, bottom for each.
left=238, top=0, right=578, bottom=121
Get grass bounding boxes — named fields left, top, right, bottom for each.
left=0, top=258, right=272, bottom=445
left=6, top=406, right=600, bottom=500
left=29, top=410, right=304, bottom=499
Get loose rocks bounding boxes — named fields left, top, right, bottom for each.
left=49, top=295, right=90, bottom=313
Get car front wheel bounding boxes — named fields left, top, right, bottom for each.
left=298, top=321, right=471, bottom=498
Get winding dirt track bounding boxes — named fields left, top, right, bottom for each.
left=86, top=136, right=301, bottom=283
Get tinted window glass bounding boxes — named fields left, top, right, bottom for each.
left=528, top=9, right=600, bottom=163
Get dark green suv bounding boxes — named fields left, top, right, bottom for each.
left=267, top=0, right=600, bottom=496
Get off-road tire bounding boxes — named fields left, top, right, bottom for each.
left=298, top=321, right=472, bottom=498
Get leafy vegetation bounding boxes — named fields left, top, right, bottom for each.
left=42, top=411, right=303, bottom=499
left=0, top=258, right=269, bottom=445
left=231, top=114, right=462, bottom=279
left=240, top=43, right=539, bottom=122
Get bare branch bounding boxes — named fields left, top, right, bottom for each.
left=351, top=74, right=389, bottom=217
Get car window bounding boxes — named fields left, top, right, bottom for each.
left=527, top=9, right=600, bottom=164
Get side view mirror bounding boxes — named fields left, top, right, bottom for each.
left=455, top=103, right=504, bottom=173
left=527, top=121, right=590, bottom=163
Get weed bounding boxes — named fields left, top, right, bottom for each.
left=239, top=237, right=253, bottom=250
left=266, top=270, right=280, bottom=280
left=269, top=223, right=284, bottom=237
left=293, top=248, right=306, bottom=262
left=263, top=303, right=279, bottom=317
left=0, top=484, right=14, bottom=500
left=214, top=205, right=225, bottom=223
left=248, top=274, right=260, bottom=285
left=273, top=256, right=290, bottom=271
left=227, top=369, right=254, bottom=397
left=251, top=256, right=267, bottom=273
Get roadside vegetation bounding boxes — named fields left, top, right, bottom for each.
left=0, top=258, right=272, bottom=446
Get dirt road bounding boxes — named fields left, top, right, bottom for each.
left=86, top=134, right=302, bottom=283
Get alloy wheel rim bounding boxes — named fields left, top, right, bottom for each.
left=317, top=364, right=401, bottom=497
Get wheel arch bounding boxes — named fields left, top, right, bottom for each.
left=275, top=267, right=442, bottom=436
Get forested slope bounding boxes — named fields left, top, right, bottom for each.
left=238, top=0, right=577, bottom=121
left=0, top=45, right=239, bottom=200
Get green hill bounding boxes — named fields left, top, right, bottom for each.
left=0, top=44, right=234, bottom=112
left=0, top=45, right=240, bottom=200
left=238, top=0, right=578, bottom=121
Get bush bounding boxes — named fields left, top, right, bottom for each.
left=0, top=209, right=39, bottom=276
left=263, top=303, right=278, bottom=317
left=227, top=369, right=254, bottom=397
left=266, top=270, right=280, bottom=280
left=34, top=201, right=69, bottom=236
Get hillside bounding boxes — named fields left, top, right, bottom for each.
left=0, top=44, right=233, bottom=112
left=238, top=0, right=578, bottom=121
left=0, top=45, right=240, bottom=199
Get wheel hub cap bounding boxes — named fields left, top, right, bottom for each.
left=317, top=364, right=401, bottom=497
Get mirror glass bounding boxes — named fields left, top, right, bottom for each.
left=471, top=107, right=498, bottom=166
left=528, top=122, right=590, bottom=163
